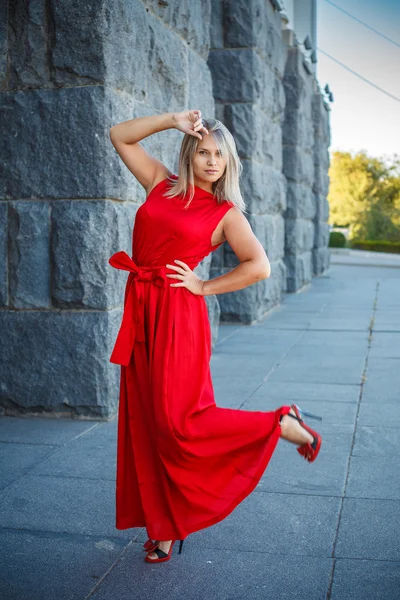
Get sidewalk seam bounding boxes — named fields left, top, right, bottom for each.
left=325, top=281, right=380, bottom=600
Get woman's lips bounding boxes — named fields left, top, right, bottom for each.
left=205, top=170, right=218, bottom=173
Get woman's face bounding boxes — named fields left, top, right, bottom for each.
left=192, top=134, right=227, bottom=189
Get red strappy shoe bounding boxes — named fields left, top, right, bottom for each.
left=286, top=404, right=322, bottom=463
left=144, top=539, right=184, bottom=564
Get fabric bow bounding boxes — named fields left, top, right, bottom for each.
left=108, top=251, right=166, bottom=366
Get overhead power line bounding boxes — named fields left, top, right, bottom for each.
left=318, top=48, right=400, bottom=104
left=323, top=0, right=400, bottom=49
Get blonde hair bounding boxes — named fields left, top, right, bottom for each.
left=163, top=118, right=247, bottom=213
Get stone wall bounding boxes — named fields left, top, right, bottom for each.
left=312, top=90, right=331, bottom=275
left=209, top=0, right=289, bottom=323
left=282, top=46, right=316, bottom=292
left=0, top=0, right=216, bottom=418
left=0, top=0, right=330, bottom=418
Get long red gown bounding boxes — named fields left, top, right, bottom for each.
left=108, top=173, right=291, bottom=541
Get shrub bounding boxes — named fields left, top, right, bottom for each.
left=329, top=231, right=347, bottom=248
left=349, top=240, right=400, bottom=254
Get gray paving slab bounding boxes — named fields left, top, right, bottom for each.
left=210, top=353, right=281, bottom=380
left=89, top=542, right=333, bottom=600
left=212, top=376, right=265, bottom=409
left=0, top=528, right=128, bottom=600
left=0, top=442, right=59, bottom=490
left=368, top=332, right=400, bottom=358
left=0, top=416, right=96, bottom=444
left=277, top=348, right=365, bottom=371
left=0, top=474, right=131, bottom=539
left=292, top=329, right=370, bottom=348
left=248, top=381, right=361, bottom=404
left=352, top=426, right=399, bottom=456
left=216, top=327, right=303, bottom=348
left=331, top=559, right=400, bottom=600
left=268, top=362, right=363, bottom=385
left=335, top=498, right=400, bottom=560
left=358, top=401, right=400, bottom=427
left=346, top=455, right=400, bottom=500
left=257, top=445, right=348, bottom=497
left=29, top=420, right=117, bottom=480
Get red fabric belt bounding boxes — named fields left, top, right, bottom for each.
left=108, top=251, right=168, bottom=366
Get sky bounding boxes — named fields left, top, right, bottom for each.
left=316, top=0, right=400, bottom=162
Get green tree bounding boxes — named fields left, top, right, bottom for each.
left=328, top=151, right=400, bottom=241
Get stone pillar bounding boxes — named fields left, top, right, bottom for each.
left=312, top=90, right=331, bottom=275
left=208, top=0, right=288, bottom=323
left=0, top=0, right=217, bottom=418
left=282, top=45, right=316, bottom=292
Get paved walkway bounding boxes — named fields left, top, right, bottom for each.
left=1, top=259, right=399, bottom=599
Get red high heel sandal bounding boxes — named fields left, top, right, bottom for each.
left=144, top=539, right=184, bottom=564
left=286, top=404, right=322, bottom=463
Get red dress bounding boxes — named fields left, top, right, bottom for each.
left=108, top=174, right=291, bottom=541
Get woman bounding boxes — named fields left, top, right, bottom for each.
left=108, top=110, right=322, bottom=564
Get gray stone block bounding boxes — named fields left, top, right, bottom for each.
left=1, top=86, right=115, bottom=200
left=209, top=0, right=224, bottom=49
left=208, top=48, right=262, bottom=103
left=8, top=201, right=50, bottom=309
left=285, top=181, right=316, bottom=220
left=188, top=48, right=215, bottom=113
left=314, top=221, right=330, bottom=248
left=145, top=16, right=189, bottom=111
left=240, top=159, right=287, bottom=214
left=313, top=168, right=330, bottom=196
left=0, top=310, right=120, bottom=418
left=247, top=213, right=285, bottom=262
left=283, top=146, right=315, bottom=186
left=315, top=193, right=330, bottom=221
left=312, top=247, right=331, bottom=276
left=284, top=251, right=313, bottom=292
left=0, top=1, right=7, bottom=84
left=51, top=199, right=137, bottom=309
left=313, top=91, right=331, bottom=146
left=0, top=202, right=7, bottom=306
left=142, top=0, right=211, bottom=57
left=214, top=259, right=286, bottom=323
left=6, top=0, right=48, bottom=88
left=225, top=104, right=283, bottom=165
left=285, top=219, right=315, bottom=254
